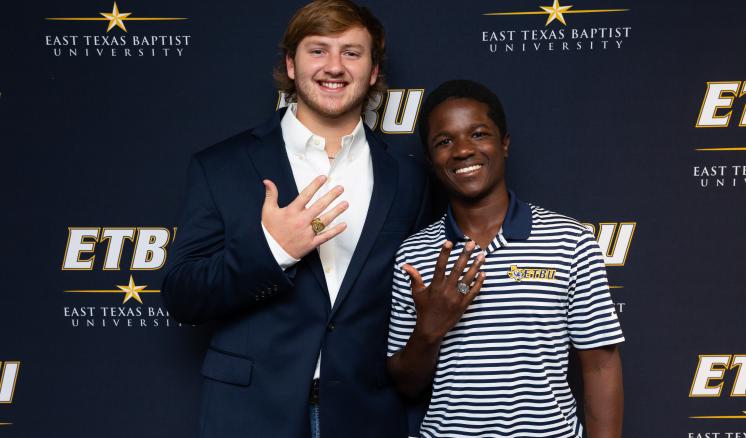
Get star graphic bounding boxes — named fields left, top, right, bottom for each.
left=540, top=0, right=573, bottom=26
left=116, top=275, right=147, bottom=304
left=99, top=2, right=131, bottom=32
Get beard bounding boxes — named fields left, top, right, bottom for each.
left=294, top=76, right=369, bottom=119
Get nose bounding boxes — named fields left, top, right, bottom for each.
left=452, top=137, right=475, bottom=159
left=324, top=52, right=344, bottom=76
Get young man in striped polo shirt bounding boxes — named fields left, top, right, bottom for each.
left=387, top=80, right=624, bottom=438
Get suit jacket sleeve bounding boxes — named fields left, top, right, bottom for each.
left=161, top=154, right=294, bottom=324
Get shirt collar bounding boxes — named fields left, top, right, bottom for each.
left=280, top=103, right=366, bottom=160
left=444, top=190, right=532, bottom=243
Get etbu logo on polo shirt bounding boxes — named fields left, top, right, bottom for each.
left=507, top=265, right=557, bottom=281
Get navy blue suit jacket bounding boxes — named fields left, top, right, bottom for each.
left=162, top=111, right=429, bottom=438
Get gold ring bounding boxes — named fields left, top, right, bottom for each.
left=311, top=218, right=325, bottom=235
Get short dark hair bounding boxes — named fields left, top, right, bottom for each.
left=273, top=0, right=387, bottom=108
left=418, top=79, right=508, bottom=153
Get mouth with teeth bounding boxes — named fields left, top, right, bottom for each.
left=318, top=81, right=348, bottom=91
left=453, top=164, right=483, bottom=175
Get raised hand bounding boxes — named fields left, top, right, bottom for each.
left=261, top=175, right=349, bottom=259
left=402, top=240, right=485, bottom=343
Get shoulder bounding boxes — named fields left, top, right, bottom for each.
left=529, top=204, right=592, bottom=239
left=395, top=218, right=445, bottom=262
left=193, top=112, right=280, bottom=168
left=194, top=130, right=257, bottom=163
left=366, top=129, right=428, bottom=178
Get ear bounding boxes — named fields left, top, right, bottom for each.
left=286, top=54, right=295, bottom=80
left=369, top=63, right=379, bottom=86
left=502, top=133, right=511, bottom=158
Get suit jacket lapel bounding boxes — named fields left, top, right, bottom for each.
left=330, top=130, right=397, bottom=318
left=244, top=115, right=297, bottom=207
left=244, top=113, right=330, bottom=301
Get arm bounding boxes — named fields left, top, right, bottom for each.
left=162, top=157, right=346, bottom=324
left=386, top=314, right=443, bottom=398
left=568, top=229, right=625, bottom=437
left=577, top=345, right=624, bottom=438
left=161, top=156, right=288, bottom=324
left=387, top=241, right=484, bottom=398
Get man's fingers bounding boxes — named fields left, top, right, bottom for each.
left=463, top=272, right=485, bottom=305
left=292, top=175, right=327, bottom=210
left=432, top=241, right=453, bottom=284
left=262, top=179, right=279, bottom=208
left=306, top=185, right=345, bottom=218
left=311, top=222, right=347, bottom=246
left=402, top=263, right=425, bottom=291
left=317, top=200, right=349, bottom=226
left=460, top=251, right=484, bottom=286
left=449, top=241, right=476, bottom=284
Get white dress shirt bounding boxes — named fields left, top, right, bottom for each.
left=261, top=103, right=374, bottom=379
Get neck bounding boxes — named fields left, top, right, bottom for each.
left=450, top=185, right=510, bottom=247
left=295, top=101, right=361, bottom=157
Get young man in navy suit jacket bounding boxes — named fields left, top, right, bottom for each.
left=162, top=1, right=428, bottom=437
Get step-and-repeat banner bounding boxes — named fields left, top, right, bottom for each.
left=1, top=0, right=744, bottom=436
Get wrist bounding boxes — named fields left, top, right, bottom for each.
left=411, top=325, right=444, bottom=348
left=261, top=222, right=301, bottom=267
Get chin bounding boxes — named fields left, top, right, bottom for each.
left=320, top=102, right=352, bottom=117
left=447, top=180, right=484, bottom=196
left=312, top=97, right=359, bottom=118
left=445, top=186, right=484, bottom=202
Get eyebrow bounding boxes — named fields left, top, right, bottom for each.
left=469, top=123, right=490, bottom=130
left=340, top=43, right=365, bottom=51
left=304, top=39, right=331, bottom=48
left=429, top=123, right=491, bottom=142
left=303, top=40, right=366, bottom=52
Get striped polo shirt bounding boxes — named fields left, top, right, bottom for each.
left=387, top=192, right=624, bottom=438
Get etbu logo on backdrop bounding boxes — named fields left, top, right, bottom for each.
left=278, top=90, right=425, bottom=134
left=691, top=81, right=746, bottom=189
left=480, top=0, right=632, bottom=54
left=44, top=2, right=191, bottom=57
left=0, top=361, right=20, bottom=428
left=61, top=226, right=182, bottom=328
left=687, top=354, right=746, bottom=437
left=0, top=362, right=20, bottom=405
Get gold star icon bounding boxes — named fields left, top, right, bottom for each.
left=540, top=0, right=573, bottom=26
left=65, top=277, right=160, bottom=303
left=117, top=275, right=147, bottom=304
left=99, top=2, right=131, bottom=32
left=47, top=5, right=188, bottom=32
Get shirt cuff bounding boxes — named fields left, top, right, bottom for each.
left=261, top=223, right=300, bottom=270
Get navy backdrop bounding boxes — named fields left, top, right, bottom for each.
left=1, top=0, right=745, bottom=436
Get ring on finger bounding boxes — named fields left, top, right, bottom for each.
left=311, top=218, right=325, bottom=235
left=456, top=281, right=469, bottom=294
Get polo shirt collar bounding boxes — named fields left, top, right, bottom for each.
left=280, top=103, right=366, bottom=161
left=444, top=190, right=532, bottom=243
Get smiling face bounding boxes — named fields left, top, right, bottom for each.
left=286, top=26, right=379, bottom=121
left=426, top=98, right=510, bottom=203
